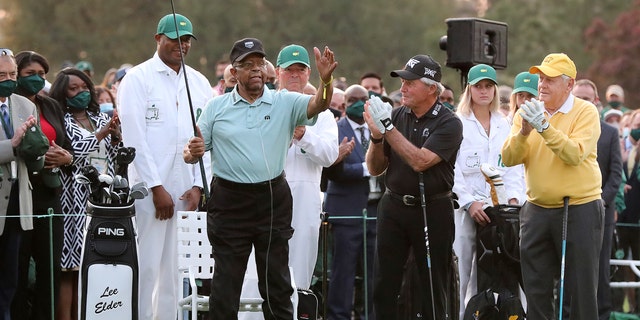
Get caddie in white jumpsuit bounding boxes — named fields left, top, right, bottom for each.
left=117, top=13, right=212, bottom=320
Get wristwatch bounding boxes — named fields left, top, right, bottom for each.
left=370, top=135, right=383, bottom=144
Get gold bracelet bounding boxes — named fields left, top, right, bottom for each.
left=322, top=76, right=334, bottom=87
left=322, top=76, right=333, bottom=100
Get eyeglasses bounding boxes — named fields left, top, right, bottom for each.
left=0, top=49, right=14, bottom=57
left=234, top=61, right=267, bottom=70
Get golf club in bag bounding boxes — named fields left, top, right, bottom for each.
left=78, top=147, right=148, bottom=320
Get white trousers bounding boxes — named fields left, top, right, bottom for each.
left=453, top=207, right=477, bottom=319
left=287, top=181, right=323, bottom=289
left=136, top=195, right=185, bottom=320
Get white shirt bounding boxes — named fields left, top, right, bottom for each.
left=286, top=109, right=338, bottom=183
left=117, top=52, right=213, bottom=190
left=453, top=111, right=524, bottom=207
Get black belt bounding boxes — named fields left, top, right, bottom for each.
left=214, top=172, right=285, bottom=191
left=386, top=189, right=452, bottom=206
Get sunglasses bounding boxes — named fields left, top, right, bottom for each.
left=0, top=49, right=14, bottom=57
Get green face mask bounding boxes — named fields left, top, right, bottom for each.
left=442, top=101, right=455, bottom=111
left=67, top=91, right=91, bottom=110
left=17, top=74, right=45, bottom=96
left=608, top=101, right=621, bottom=108
left=0, top=79, right=17, bottom=98
left=345, top=100, right=365, bottom=119
left=631, top=128, right=640, bottom=141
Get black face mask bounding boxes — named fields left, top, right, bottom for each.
left=224, top=86, right=234, bottom=93
left=265, top=82, right=276, bottom=90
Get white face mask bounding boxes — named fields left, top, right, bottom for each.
left=623, top=127, right=631, bottom=138
left=99, top=103, right=114, bottom=113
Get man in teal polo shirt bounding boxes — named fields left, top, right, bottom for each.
left=184, top=38, right=337, bottom=319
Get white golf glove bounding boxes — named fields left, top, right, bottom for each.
left=369, top=95, right=394, bottom=134
left=519, top=98, right=549, bottom=133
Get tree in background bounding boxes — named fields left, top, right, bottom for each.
left=584, top=0, right=640, bottom=109
left=0, top=0, right=634, bottom=103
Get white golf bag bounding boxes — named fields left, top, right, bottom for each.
left=78, top=201, right=139, bottom=320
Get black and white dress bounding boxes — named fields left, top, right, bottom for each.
left=60, top=111, right=120, bottom=270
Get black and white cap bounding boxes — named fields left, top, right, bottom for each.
left=229, top=38, right=267, bottom=63
left=390, top=54, right=442, bottom=82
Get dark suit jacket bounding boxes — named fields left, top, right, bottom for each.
left=597, top=120, right=623, bottom=224
left=324, top=117, right=371, bottom=225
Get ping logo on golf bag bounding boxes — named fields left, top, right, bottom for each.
left=93, top=222, right=129, bottom=240
left=98, top=227, right=124, bottom=236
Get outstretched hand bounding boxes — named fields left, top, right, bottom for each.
left=314, top=46, right=338, bottom=83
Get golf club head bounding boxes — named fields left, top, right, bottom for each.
left=112, top=175, right=128, bottom=190
left=116, top=147, right=136, bottom=165
left=80, top=166, right=100, bottom=184
left=128, top=182, right=149, bottom=201
left=74, top=174, right=91, bottom=185
left=115, top=147, right=136, bottom=178
left=102, top=187, right=111, bottom=204
left=98, top=174, right=114, bottom=186
left=79, top=166, right=103, bottom=203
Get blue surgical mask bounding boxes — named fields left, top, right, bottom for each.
left=99, top=103, right=114, bottom=113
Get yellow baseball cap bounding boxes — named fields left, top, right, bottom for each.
left=529, top=53, right=577, bottom=79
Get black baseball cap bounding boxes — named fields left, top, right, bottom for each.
left=390, top=54, right=442, bottom=82
left=229, top=38, right=266, bottom=63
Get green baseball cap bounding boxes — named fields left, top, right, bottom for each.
left=512, top=72, right=539, bottom=96
left=75, top=61, right=93, bottom=73
left=157, top=14, right=196, bottom=40
left=468, top=64, right=497, bottom=85
left=17, top=125, right=49, bottom=174
left=276, top=44, right=310, bottom=68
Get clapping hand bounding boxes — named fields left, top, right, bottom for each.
left=367, top=95, right=394, bottom=134
left=519, top=98, right=549, bottom=133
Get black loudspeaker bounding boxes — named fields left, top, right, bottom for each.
left=442, top=18, right=508, bottom=70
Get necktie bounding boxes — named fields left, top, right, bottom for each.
left=358, top=127, right=369, bottom=151
left=1, top=104, right=12, bottom=138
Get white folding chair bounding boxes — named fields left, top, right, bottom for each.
left=177, top=210, right=296, bottom=320
left=177, top=210, right=214, bottom=320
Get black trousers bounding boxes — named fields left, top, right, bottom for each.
left=597, top=204, right=615, bottom=320
left=11, top=216, right=63, bottom=320
left=373, top=193, right=455, bottom=320
left=207, top=175, right=294, bottom=320
left=520, top=200, right=604, bottom=320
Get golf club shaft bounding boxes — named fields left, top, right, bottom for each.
left=558, top=196, right=569, bottom=320
left=169, top=0, right=210, bottom=204
left=419, top=172, right=437, bottom=320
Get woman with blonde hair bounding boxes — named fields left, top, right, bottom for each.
left=452, top=64, right=524, bottom=318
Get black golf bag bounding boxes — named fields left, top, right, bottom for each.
left=79, top=201, right=139, bottom=320
left=466, top=204, right=525, bottom=319
left=476, top=205, right=522, bottom=295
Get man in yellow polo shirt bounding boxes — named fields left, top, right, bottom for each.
left=502, top=53, right=604, bottom=319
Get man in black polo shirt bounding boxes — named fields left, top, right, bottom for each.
left=364, top=54, right=462, bottom=319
